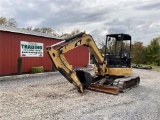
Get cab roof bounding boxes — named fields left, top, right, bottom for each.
left=106, top=33, right=131, bottom=41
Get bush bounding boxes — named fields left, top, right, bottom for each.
left=31, top=66, right=44, bottom=74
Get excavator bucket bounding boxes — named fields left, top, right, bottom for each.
left=76, top=70, right=92, bottom=88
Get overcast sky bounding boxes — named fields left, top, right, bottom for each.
left=0, top=0, right=160, bottom=45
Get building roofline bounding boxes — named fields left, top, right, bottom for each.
left=0, top=25, right=63, bottom=40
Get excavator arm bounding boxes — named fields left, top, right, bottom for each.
left=46, top=32, right=107, bottom=93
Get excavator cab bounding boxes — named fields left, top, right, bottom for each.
left=105, top=34, right=131, bottom=68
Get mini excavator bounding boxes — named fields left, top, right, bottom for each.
left=46, top=32, right=140, bottom=95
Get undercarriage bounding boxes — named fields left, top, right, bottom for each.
left=76, top=70, right=140, bottom=95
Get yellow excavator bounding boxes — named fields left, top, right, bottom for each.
left=46, top=32, right=140, bottom=95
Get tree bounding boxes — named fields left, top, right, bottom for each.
left=60, top=33, right=70, bottom=38
left=60, top=29, right=81, bottom=38
left=70, top=29, right=80, bottom=36
left=131, top=42, right=144, bottom=64
left=0, top=17, right=7, bottom=26
left=41, top=27, right=53, bottom=34
left=140, top=46, right=148, bottom=64
left=146, top=37, right=160, bottom=65
left=24, top=26, right=33, bottom=30
left=0, top=17, right=17, bottom=27
left=96, top=36, right=106, bottom=50
left=7, top=18, right=17, bottom=27
left=33, top=27, right=41, bottom=32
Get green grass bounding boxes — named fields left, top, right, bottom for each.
left=132, top=63, right=160, bottom=72
left=150, top=65, right=160, bottom=72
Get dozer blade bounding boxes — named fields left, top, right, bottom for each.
left=88, top=84, right=119, bottom=95
left=113, top=76, right=140, bottom=92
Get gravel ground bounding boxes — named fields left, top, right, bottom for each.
left=0, top=69, right=160, bottom=120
